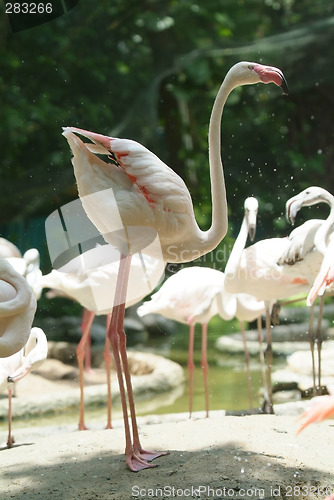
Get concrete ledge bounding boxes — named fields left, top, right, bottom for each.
left=0, top=351, right=185, bottom=418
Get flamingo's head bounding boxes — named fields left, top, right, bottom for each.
left=285, top=186, right=334, bottom=224
left=228, top=62, right=288, bottom=95
left=244, top=196, right=258, bottom=242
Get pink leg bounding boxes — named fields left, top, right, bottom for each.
left=257, top=317, right=269, bottom=408
left=264, top=303, right=274, bottom=414
left=187, top=323, right=195, bottom=418
left=201, top=323, right=210, bottom=418
left=76, top=310, right=95, bottom=430
left=81, top=308, right=94, bottom=373
left=240, top=320, right=253, bottom=413
left=315, top=294, right=324, bottom=394
left=105, top=314, right=113, bottom=429
left=7, top=385, right=15, bottom=448
left=107, top=255, right=167, bottom=471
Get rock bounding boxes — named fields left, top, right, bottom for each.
left=137, top=313, right=176, bottom=337
left=277, top=302, right=334, bottom=324
left=47, top=341, right=77, bottom=366
left=287, top=344, right=334, bottom=376
left=272, top=342, right=334, bottom=391
left=215, top=319, right=332, bottom=357
left=35, top=358, right=78, bottom=380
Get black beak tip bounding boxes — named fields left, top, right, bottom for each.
left=280, top=75, right=289, bottom=95
left=249, top=227, right=256, bottom=242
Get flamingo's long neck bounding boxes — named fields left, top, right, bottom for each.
left=224, top=215, right=249, bottom=281
left=314, top=195, right=334, bottom=254
left=198, top=71, right=247, bottom=254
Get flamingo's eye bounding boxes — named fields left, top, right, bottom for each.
left=248, top=65, right=254, bottom=70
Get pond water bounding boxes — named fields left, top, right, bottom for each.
left=131, top=319, right=286, bottom=416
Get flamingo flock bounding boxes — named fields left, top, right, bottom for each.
left=2, top=60, right=334, bottom=476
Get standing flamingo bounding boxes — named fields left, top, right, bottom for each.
left=63, top=61, right=287, bottom=471
left=284, top=186, right=334, bottom=394
left=224, top=197, right=275, bottom=410
left=0, top=259, right=36, bottom=358
left=137, top=266, right=236, bottom=418
left=0, top=327, right=47, bottom=447
left=41, top=252, right=165, bottom=430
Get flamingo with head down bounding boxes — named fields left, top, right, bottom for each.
left=63, top=61, right=287, bottom=471
left=137, top=265, right=237, bottom=418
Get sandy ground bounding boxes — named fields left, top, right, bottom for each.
left=1, top=410, right=334, bottom=500
left=1, top=356, right=334, bottom=499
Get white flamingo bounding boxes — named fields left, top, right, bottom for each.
left=41, top=252, right=165, bottom=430
left=224, top=197, right=270, bottom=409
left=0, top=327, right=47, bottom=447
left=63, top=61, right=287, bottom=471
left=5, top=248, right=43, bottom=300
left=137, top=266, right=236, bottom=418
left=0, top=259, right=36, bottom=358
left=284, top=186, right=334, bottom=394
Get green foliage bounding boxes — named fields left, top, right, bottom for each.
left=1, top=0, right=334, bottom=260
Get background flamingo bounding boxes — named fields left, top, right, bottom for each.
left=0, top=327, right=47, bottom=448
left=297, top=389, right=334, bottom=434
left=137, top=266, right=236, bottom=418
left=297, top=387, right=334, bottom=500
left=284, top=186, right=334, bottom=394
left=0, top=259, right=37, bottom=358
left=0, top=238, right=22, bottom=259
left=63, top=61, right=287, bottom=471
left=41, top=252, right=165, bottom=430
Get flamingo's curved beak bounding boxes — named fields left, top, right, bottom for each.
left=248, top=224, right=256, bottom=242
left=286, top=198, right=302, bottom=225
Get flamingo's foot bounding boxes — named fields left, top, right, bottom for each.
left=6, top=435, right=15, bottom=448
left=126, top=448, right=169, bottom=472
left=105, top=422, right=113, bottom=430
left=138, top=448, right=169, bottom=462
left=126, top=451, right=157, bottom=472
left=84, top=368, right=96, bottom=375
left=78, top=423, right=89, bottom=431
